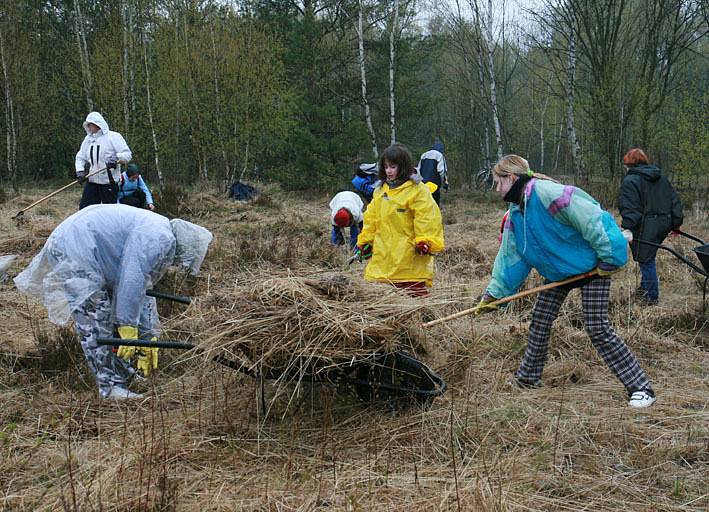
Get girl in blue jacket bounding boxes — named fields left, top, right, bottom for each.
left=478, top=155, right=656, bottom=408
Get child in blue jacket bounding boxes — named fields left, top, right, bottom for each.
left=118, top=164, right=155, bottom=210
left=476, top=155, right=656, bottom=408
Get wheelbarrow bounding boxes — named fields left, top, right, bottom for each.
left=97, top=290, right=447, bottom=407
left=97, top=338, right=447, bottom=406
left=636, top=230, right=709, bottom=311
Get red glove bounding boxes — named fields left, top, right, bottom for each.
left=415, top=242, right=431, bottom=255
left=669, top=227, right=681, bottom=237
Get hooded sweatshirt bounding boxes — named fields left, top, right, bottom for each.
left=329, top=191, right=364, bottom=225
left=618, top=164, right=683, bottom=262
left=75, top=112, right=132, bottom=186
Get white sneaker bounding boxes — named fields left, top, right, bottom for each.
left=628, top=390, right=656, bottom=408
left=105, top=386, right=144, bottom=400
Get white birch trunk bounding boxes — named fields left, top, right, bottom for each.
left=484, top=0, right=503, bottom=161
left=358, top=1, right=378, bottom=159
left=142, top=32, right=162, bottom=188
left=388, top=0, right=399, bottom=144
left=73, top=1, right=93, bottom=112
left=476, top=56, right=491, bottom=171
left=0, top=26, right=17, bottom=190
left=565, top=34, right=582, bottom=179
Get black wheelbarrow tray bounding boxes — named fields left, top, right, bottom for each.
left=97, top=338, right=447, bottom=406
left=636, top=229, right=709, bottom=307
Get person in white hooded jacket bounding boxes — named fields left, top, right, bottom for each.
left=15, top=205, right=213, bottom=400
left=75, top=112, right=132, bottom=209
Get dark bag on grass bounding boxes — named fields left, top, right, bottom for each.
left=229, top=181, right=258, bottom=201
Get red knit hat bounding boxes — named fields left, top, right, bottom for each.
left=333, top=208, right=352, bottom=228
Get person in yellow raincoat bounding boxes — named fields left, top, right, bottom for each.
left=355, top=143, right=444, bottom=296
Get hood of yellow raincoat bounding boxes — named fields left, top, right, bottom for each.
left=357, top=180, right=444, bottom=287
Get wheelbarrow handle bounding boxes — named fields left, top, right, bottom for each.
left=635, top=239, right=709, bottom=277
left=97, top=338, right=195, bottom=350
left=673, top=230, right=707, bottom=246
left=146, top=289, right=191, bottom=305
left=97, top=338, right=258, bottom=375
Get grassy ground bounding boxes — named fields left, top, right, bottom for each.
left=0, top=185, right=707, bottom=511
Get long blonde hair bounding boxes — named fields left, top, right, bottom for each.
left=493, top=155, right=557, bottom=182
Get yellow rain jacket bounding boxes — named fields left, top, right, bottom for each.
left=357, top=179, right=444, bottom=287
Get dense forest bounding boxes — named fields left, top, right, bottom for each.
left=0, top=0, right=707, bottom=204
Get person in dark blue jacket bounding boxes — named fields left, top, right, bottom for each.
left=416, top=141, right=448, bottom=206
left=476, top=154, right=656, bottom=409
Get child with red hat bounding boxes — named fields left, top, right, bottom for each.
left=329, top=191, right=364, bottom=249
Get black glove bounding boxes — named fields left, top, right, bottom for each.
left=105, top=155, right=118, bottom=170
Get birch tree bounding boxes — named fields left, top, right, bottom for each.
left=388, top=0, right=399, bottom=144
left=357, top=0, right=378, bottom=158
left=73, top=0, right=93, bottom=112
left=142, top=31, right=163, bottom=188
left=471, top=0, right=503, bottom=161
left=565, top=33, right=583, bottom=180
left=0, top=23, right=17, bottom=190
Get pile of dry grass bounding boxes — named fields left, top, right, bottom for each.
left=179, top=272, right=433, bottom=379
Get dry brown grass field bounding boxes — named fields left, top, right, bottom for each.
left=0, top=184, right=707, bottom=511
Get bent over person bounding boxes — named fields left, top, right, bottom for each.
left=329, top=190, right=364, bottom=249
left=475, top=155, right=656, bottom=408
left=15, top=205, right=213, bottom=400
left=75, top=112, right=132, bottom=209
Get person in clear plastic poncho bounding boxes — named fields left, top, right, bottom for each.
left=14, top=204, right=213, bottom=399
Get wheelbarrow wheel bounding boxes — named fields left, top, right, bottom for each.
left=354, top=352, right=440, bottom=407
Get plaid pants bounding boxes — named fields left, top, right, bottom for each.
left=516, top=277, right=654, bottom=395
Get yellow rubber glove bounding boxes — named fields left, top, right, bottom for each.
left=473, top=295, right=499, bottom=316
left=116, top=326, right=139, bottom=359
left=136, top=337, right=159, bottom=377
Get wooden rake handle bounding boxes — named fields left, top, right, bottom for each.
left=423, top=270, right=598, bottom=328
left=13, top=167, right=108, bottom=219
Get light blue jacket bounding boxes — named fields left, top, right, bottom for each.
left=118, top=172, right=154, bottom=205
left=486, top=179, right=628, bottom=299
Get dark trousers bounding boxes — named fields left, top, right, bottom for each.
left=79, top=183, right=118, bottom=209
left=119, top=188, right=147, bottom=209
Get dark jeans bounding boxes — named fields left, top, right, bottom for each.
left=79, top=183, right=118, bottom=209
left=639, top=260, right=659, bottom=301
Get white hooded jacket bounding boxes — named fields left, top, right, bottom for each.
left=75, top=112, right=132, bottom=185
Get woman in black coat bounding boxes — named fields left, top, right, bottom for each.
left=618, top=148, right=683, bottom=304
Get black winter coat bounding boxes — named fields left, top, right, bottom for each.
left=618, top=164, right=683, bottom=263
